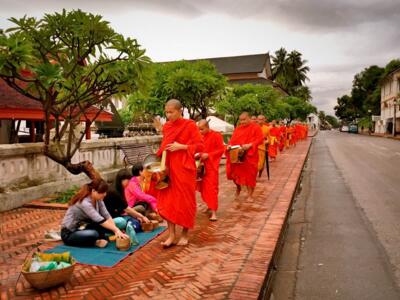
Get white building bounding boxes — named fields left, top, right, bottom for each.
left=374, top=67, right=400, bottom=134
left=307, top=113, right=320, bottom=130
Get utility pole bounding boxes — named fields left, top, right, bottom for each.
left=394, top=99, right=398, bottom=137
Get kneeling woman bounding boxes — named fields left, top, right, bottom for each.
left=61, top=179, right=128, bottom=248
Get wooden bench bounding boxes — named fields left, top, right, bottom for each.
left=118, top=144, right=155, bottom=167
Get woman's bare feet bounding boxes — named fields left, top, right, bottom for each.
left=95, top=239, right=108, bottom=248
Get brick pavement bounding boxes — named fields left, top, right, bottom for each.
left=0, top=138, right=311, bottom=300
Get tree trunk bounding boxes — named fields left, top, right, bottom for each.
left=64, top=160, right=102, bottom=181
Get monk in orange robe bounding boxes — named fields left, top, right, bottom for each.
left=278, top=121, right=286, bottom=152
left=197, top=120, right=225, bottom=221
left=226, top=112, right=264, bottom=200
left=268, top=120, right=280, bottom=160
left=256, top=115, right=270, bottom=177
left=156, top=99, right=203, bottom=247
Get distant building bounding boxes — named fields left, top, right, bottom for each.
left=374, top=67, right=400, bottom=134
left=0, top=79, right=113, bottom=144
left=164, top=53, right=288, bottom=96
left=307, top=113, right=320, bottom=130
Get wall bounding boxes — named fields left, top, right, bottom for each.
left=377, top=70, right=400, bottom=134
left=0, top=136, right=161, bottom=211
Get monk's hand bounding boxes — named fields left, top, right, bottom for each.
left=153, top=117, right=163, bottom=132
left=115, top=229, right=129, bottom=240
left=166, top=142, right=187, bottom=152
left=201, top=153, right=209, bottom=160
left=242, top=143, right=252, bottom=151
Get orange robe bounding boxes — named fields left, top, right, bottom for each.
left=279, top=126, right=286, bottom=152
left=258, top=124, right=270, bottom=171
left=156, top=118, right=203, bottom=229
left=268, top=126, right=280, bottom=158
left=226, top=123, right=264, bottom=188
left=198, top=130, right=225, bottom=211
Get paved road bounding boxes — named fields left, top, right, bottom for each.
left=271, top=131, right=400, bottom=300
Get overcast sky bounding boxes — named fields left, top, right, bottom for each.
left=1, top=0, right=399, bottom=115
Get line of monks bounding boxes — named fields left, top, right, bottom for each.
left=152, top=99, right=308, bottom=248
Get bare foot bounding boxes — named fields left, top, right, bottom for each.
left=177, top=236, right=189, bottom=246
left=95, top=239, right=108, bottom=248
left=209, top=211, right=217, bottom=221
left=203, top=207, right=211, bottom=214
left=161, top=236, right=176, bottom=248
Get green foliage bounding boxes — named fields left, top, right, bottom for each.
left=271, top=48, right=312, bottom=101
left=118, top=108, right=134, bottom=126
left=216, top=84, right=316, bottom=126
left=49, top=185, right=80, bottom=204
left=0, top=10, right=150, bottom=170
left=284, top=96, right=316, bottom=121
left=325, top=115, right=340, bottom=128
left=127, top=60, right=227, bottom=120
left=334, top=60, right=400, bottom=121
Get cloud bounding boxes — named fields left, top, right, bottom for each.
left=1, top=0, right=399, bottom=116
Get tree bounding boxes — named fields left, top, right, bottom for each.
left=128, top=61, right=227, bottom=120
left=0, top=10, right=150, bottom=179
left=271, top=48, right=312, bottom=101
left=284, top=96, right=316, bottom=122
left=325, top=115, right=339, bottom=128
left=216, top=88, right=262, bottom=126
left=215, top=84, right=315, bottom=126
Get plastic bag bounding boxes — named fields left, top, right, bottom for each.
left=126, top=223, right=139, bottom=246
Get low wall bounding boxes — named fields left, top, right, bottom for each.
left=0, top=136, right=162, bottom=211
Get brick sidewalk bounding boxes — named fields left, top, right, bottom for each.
left=0, top=139, right=311, bottom=300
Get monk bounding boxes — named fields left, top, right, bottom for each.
left=256, top=115, right=270, bottom=177
left=251, top=116, right=258, bottom=123
left=197, top=120, right=225, bottom=221
left=268, top=120, right=280, bottom=161
left=226, top=112, right=264, bottom=200
left=278, top=121, right=286, bottom=152
left=156, top=99, right=203, bottom=247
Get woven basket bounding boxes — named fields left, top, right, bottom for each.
left=21, top=257, right=75, bottom=289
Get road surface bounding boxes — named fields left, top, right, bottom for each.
left=271, top=131, right=400, bottom=300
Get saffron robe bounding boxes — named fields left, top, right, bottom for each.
left=279, top=126, right=286, bottom=152
left=156, top=118, right=203, bottom=229
left=226, top=123, right=264, bottom=188
left=268, top=126, right=280, bottom=158
left=258, top=124, right=270, bottom=171
left=198, top=130, right=225, bottom=211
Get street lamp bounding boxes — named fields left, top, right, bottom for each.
left=394, top=99, right=398, bottom=137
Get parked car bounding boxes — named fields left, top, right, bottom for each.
left=340, top=125, right=349, bottom=132
left=349, top=124, right=358, bottom=134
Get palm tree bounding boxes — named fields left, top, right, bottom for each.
left=287, top=50, right=310, bottom=86
left=271, top=48, right=311, bottom=98
left=271, top=47, right=288, bottom=81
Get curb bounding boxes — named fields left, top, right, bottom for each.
left=258, top=137, right=314, bottom=300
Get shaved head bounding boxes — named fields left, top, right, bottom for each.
left=239, top=112, right=251, bottom=126
left=257, top=115, right=266, bottom=125
left=198, top=119, right=209, bottom=128
left=165, top=99, right=182, bottom=110
left=164, top=99, right=183, bottom=121
left=197, top=119, right=210, bottom=135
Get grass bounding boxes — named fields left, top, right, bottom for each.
left=48, top=185, right=80, bottom=204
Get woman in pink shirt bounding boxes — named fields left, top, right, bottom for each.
left=125, top=163, right=158, bottom=214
